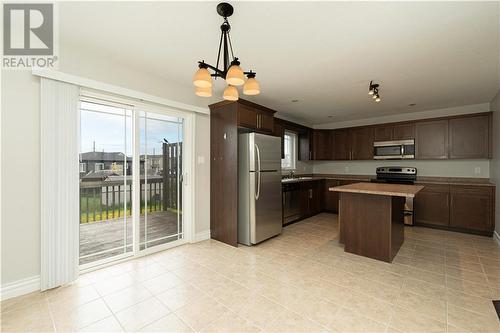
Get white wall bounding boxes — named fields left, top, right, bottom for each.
left=1, top=49, right=212, bottom=287
left=194, top=114, right=211, bottom=235
left=490, top=91, right=500, bottom=236
left=1, top=71, right=42, bottom=285
left=314, top=160, right=490, bottom=178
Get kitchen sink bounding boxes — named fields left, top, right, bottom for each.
left=282, top=176, right=313, bottom=183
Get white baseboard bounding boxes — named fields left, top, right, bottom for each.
left=0, top=275, right=40, bottom=301
left=494, top=230, right=500, bottom=245
left=194, top=230, right=211, bottom=242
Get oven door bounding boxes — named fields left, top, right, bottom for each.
left=373, top=141, right=403, bottom=160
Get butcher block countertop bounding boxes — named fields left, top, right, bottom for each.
left=332, top=182, right=424, bottom=198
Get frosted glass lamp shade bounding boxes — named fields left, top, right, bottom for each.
left=193, top=67, right=212, bottom=88
left=243, top=77, right=260, bottom=95
left=195, top=86, right=212, bottom=97
left=223, top=85, right=239, bottom=101
left=226, top=65, right=245, bottom=86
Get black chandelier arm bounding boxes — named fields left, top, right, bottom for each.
left=215, top=29, right=224, bottom=75
left=198, top=61, right=226, bottom=77
left=227, top=32, right=235, bottom=60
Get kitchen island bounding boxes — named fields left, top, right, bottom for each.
left=332, top=182, right=424, bottom=262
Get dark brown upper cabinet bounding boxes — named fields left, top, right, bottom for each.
left=449, top=114, right=491, bottom=159
left=374, top=126, right=393, bottom=141
left=415, top=119, right=449, bottom=159
left=374, top=123, right=415, bottom=142
left=237, top=104, right=258, bottom=129
left=259, top=112, right=274, bottom=133
left=298, top=129, right=311, bottom=161
left=235, top=100, right=275, bottom=133
left=350, top=127, right=374, bottom=160
left=333, top=129, right=351, bottom=160
left=311, top=130, right=334, bottom=160
left=278, top=112, right=491, bottom=162
left=273, top=119, right=285, bottom=159
left=393, top=123, right=415, bottom=140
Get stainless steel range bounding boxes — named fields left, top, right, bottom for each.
left=371, top=167, right=417, bottom=225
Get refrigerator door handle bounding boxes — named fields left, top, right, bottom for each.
left=255, top=143, right=261, bottom=200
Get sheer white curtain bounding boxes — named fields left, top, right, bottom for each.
left=40, top=78, right=80, bottom=290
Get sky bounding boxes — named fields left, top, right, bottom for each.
left=80, top=101, right=183, bottom=156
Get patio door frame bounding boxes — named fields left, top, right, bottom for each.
left=132, top=102, right=194, bottom=257
left=79, top=90, right=195, bottom=271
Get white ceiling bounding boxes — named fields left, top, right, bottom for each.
left=60, top=1, right=500, bottom=125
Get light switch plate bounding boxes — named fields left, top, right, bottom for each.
left=197, top=156, right=205, bottom=164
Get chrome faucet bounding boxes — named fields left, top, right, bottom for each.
left=289, top=170, right=295, bottom=179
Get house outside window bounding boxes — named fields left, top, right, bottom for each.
left=95, top=163, right=104, bottom=171
left=79, top=163, right=86, bottom=173
left=282, top=130, right=297, bottom=170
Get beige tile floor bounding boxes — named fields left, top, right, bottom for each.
left=2, top=213, right=500, bottom=333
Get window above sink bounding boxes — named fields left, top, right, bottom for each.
left=282, top=130, right=297, bottom=170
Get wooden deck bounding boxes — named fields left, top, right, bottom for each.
left=79, top=211, right=181, bottom=265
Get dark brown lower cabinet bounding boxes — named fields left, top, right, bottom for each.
left=449, top=186, right=495, bottom=232
left=323, top=180, right=340, bottom=212
left=414, top=183, right=495, bottom=235
left=299, top=180, right=323, bottom=217
left=414, top=184, right=450, bottom=227
left=311, top=181, right=323, bottom=214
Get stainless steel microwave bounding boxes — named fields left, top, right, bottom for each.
left=373, top=139, right=415, bottom=160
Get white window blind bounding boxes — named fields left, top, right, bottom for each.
left=40, top=78, right=80, bottom=290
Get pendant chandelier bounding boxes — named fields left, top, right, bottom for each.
left=193, top=2, right=260, bottom=100
left=368, top=81, right=381, bottom=102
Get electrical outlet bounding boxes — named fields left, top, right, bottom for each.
left=345, top=166, right=350, bottom=172
left=474, top=167, right=481, bottom=175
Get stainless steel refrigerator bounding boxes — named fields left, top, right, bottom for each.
left=238, top=132, right=282, bottom=245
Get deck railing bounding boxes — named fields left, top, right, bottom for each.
left=80, top=142, right=182, bottom=223
left=79, top=176, right=181, bottom=223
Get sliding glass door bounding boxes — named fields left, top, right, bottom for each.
left=79, top=97, right=185, bottom=267
left=139, top=111, right=184, bottom=250
left=79, top=100, right=133, bottom=266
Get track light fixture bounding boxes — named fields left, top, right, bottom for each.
left=193, top=3, right=260, bottom=100
left=368, top=81, right=381, bottom=103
